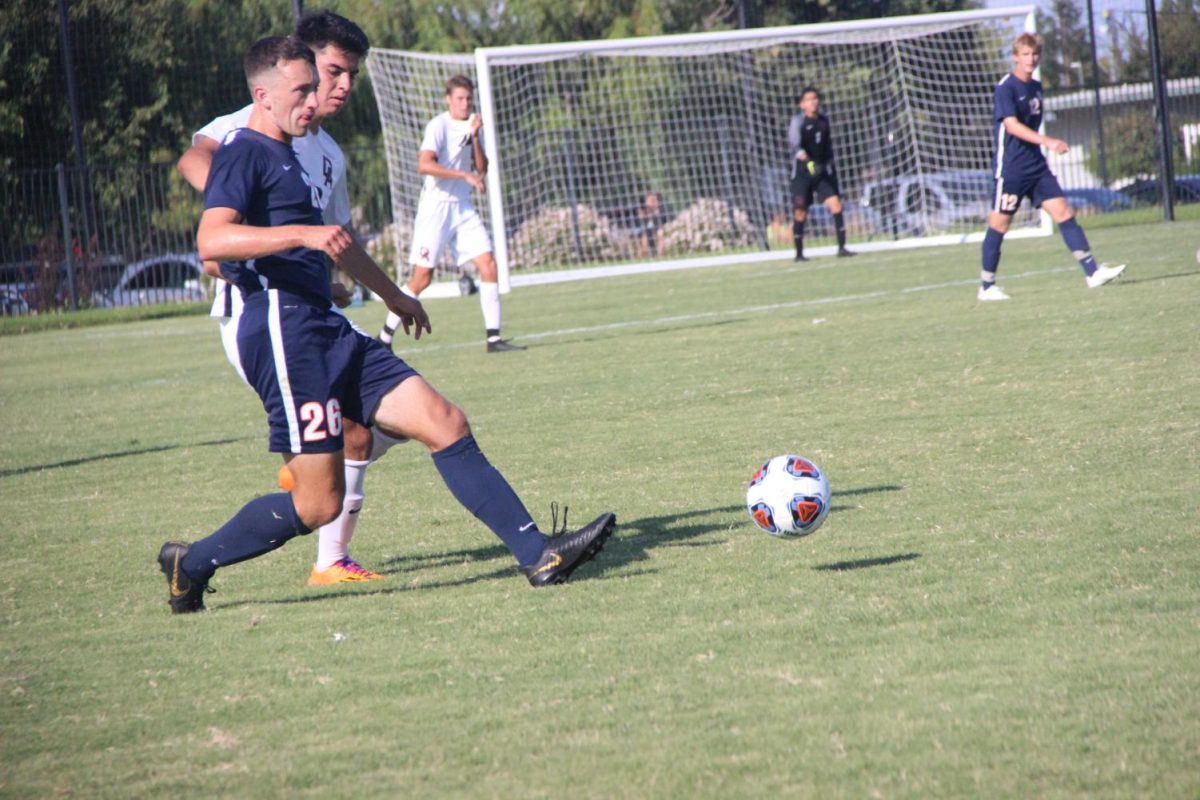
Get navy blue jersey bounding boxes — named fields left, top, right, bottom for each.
left=204, top=128, right=331, bottom=307
left=993, top=73, right=1046, bottom=179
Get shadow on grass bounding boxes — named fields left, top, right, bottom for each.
left=813, top=552, right=921, bottom=572
left=829, top=483, right=904, bottom=513
left=219, top=483, right=905, bottom=607
left=836, top=484, right=903, bottom=498
left=225, top=562, right=521, bottom=609
left=596, top=484, right=904, bottom=578
left=1107, top=270, right=1198, bottom=287
left=0, top=436, right=251, bottom=479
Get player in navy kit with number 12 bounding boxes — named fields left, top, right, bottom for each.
left=156, top=37, right=615, bottom=613
left=979, top=32, right=1125, bottom=301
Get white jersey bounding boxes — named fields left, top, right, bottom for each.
left=418, top=112, right=484, bottom=206
left=195, top=104, right=350, bottom=318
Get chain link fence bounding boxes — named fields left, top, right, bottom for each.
left=2, top=1, right=1196, bottom=316
left=1046, top=77, right=1200, bottom=210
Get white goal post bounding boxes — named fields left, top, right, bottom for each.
left=369, top=7, right=1048, bottom=295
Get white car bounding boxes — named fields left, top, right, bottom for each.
left=860, top=170, right=994, bottom=236
left=91, top=254, right=206, bottom=308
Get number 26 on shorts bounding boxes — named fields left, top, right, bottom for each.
left=300, top=399, right=343, bottom=442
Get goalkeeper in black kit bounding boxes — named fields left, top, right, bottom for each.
left=787, top=86, right=854, bottom=261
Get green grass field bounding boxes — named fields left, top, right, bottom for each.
left=2, top=222, right=1198, bottom=798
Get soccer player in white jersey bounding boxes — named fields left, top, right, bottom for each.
left=177, top=11, right=404, bottom=585
left=377, top=75, right=525, bottom=353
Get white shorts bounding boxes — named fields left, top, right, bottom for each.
left=219, top=316, right=250, bottom=386
left=409, top=200, right=492, bottom=268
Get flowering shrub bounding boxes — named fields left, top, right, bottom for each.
left=509, top=204, right=629, bottom=269
left=659, top=198, right=758, bottom=254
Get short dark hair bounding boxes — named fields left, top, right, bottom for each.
left=446, top=74, right=475, bottom=95
left=799, top=86, right=821, bottom=103
left=244, top=36, right=316, bottom=93
left=295, top=10, right=370, bottom=58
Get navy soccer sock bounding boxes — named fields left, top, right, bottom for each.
left=833, top=212, right=847, bottom=249
left=793, top=220, right=805, bottom=257
left=182, top=493, right=311, bottom=581
left=981, top=227, right=1005, bottom=288
left=1058, top=217, right=1098, bottom=276
left=432, top=435, right=548, bottom=567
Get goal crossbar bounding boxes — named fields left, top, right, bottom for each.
left=370, top=7, right=1047, bottom=296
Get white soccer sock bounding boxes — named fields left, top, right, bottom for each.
left=315, top=458, right=370, bottom=571
left=479, top=281, right=502, bottom=337
left=371, top=426, right=409, bottom=461
left=380, top=312, right=401, bottom=343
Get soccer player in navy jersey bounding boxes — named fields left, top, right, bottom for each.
left=157, top=37, right=615, bottom=613
left=177, top=12, right=405, bottom=587
left=979, top=33, right=1125, bottom=301
left=787, top=87, right=854, bottom=261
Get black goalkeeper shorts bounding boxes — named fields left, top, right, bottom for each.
left=790, top=166, right=841, bottom=208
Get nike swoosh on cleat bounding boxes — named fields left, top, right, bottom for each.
left=519, top=521, right=535, bottom=532
left=282, top=164, right=293, bottom=171
left=531, top=554, right=562, bottom=576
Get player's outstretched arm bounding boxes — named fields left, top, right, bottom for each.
left=178, top=136, right=223, bottom=278
left=177, top=137, right=219, bottom=193
left=469, top=114, right=488, bottom=177
left=417, top=149, right=484, bottom=193
left=1002, top=117, right=1068, bottom=154
left=197, top=207, right=349, bottom=263
left=337, top=238, right=431, bottom=340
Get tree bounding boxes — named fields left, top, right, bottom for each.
left=1107, top=0, right=1200, bottom=82
left=1085, top=108, right=1192, bottom=181
left=1036, top=0, right=1092, bottom=89
left=0, top=0, right=292, bottom=169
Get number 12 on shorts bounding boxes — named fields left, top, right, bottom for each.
left=998, top=192, right=1020, bottom=213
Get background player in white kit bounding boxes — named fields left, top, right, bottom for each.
left=378, top=75, right=524, bottom=354
left=177, top=11, right=404, bottom=585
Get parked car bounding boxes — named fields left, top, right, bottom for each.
left=1118, top=175, right=1200, bottom=206
left=1061, top=188, right=1134, bottom=215
left=0, top=286, right=30, bottom=316
left=0, top=254, right=124, bottom=312
left=860, top=170, right=994, bottom=236
left=91, top=253, right=205, bottom=308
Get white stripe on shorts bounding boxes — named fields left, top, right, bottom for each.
left=267, top=289, right=302, bottom=452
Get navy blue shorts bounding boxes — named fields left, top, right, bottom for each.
left=992, top=169, right=1064, bottom=215
left=237, top=290, right=419, bottom=453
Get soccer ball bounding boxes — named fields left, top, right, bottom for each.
left=746, top=455, right=831, bottom=537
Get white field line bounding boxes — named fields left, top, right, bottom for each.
left=389, top=265, right=1074, bottom=356
left=80, top=264, right=1071, bottom=345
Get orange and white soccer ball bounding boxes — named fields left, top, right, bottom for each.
left=746, top=454, right=831, bottom=537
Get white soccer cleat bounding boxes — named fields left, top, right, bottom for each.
left=977, top=284, right=1010, bottom=301
left=1086, top=263, right=1126, bottom=289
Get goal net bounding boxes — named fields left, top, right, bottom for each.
left=369, top=7, right=1045, bottom=292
